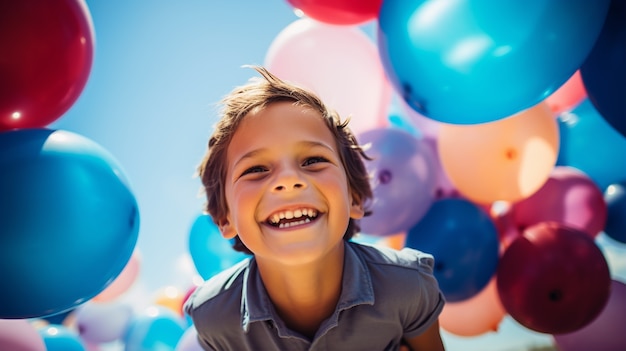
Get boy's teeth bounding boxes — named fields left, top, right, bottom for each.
left=279, top=218, right=311, bottom=228
left=268, top=208, right=318, bottom=225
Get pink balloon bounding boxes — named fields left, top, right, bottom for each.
left=544, top=70, right=587, bottom=116
left=92, top=249, right=141, bottom=302
left=439, top=277, right=506, bottom=337
left=512, top=166, right=607, bottom=238
left=0, top=319, right=46, bottom=351
left=265, top=18, right=392, bottom=135
left=357, top=128, right=437, bottom=236
left=553, top=280, right=626, bottom=351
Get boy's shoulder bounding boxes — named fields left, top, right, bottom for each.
left=184, top=257, right=250, bottom=313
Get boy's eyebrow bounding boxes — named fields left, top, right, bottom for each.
left=232, top=140, right=336, bottom=168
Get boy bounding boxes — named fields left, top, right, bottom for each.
left=184, top=66, right=445, bottom=350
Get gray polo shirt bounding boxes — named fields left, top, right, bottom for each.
left=185, top=241, right=445, bottom=351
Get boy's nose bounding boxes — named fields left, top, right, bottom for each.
left=272, top=166, right=306, bottom=192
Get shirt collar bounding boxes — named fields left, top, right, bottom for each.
left=240, top=241, right=375, bottom=332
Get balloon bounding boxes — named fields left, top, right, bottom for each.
left=377, top=0, right=610, bottom=124
left=39, top=325, right=86, bottom=351
left=188, top=214, right=249, bottom=280
left=422, top=137, right=458, bottom=200
left=0, top=129, right=140, bottom=318
left=153, top=286, right=186, bottom=317
left=265, top=18, right=392, bottom=135
left=93, top=249, right=141, bottom=302
left=553, top=279, right=626, bottom=351
left=580, top=0, right=626, bottom=138
left=497, top=222, right=611, bottom=334
left=175, top=326, right=204, bottom=351
left=75, top=301, right=133, bottom=344
left=438, top=102, right=559, bottom=204
left=397, top=97, right=442, bottom=139
left=604, top=182, right=626, bottom=244
left=405, top=198, right=500, bottom=302
left=286, top=0, right=383, bottom=25
left=0, top=319, right=46, bottom=351
left=544, top=70, right=587, bottom=116
left=511, top=166, right=607, bottom=238
left=124, top=306, right=186, bottom=351
left=357, top=128, right=437, bottom=236
left=0, top=0, right=94, bottom=130
left=439, top=277, right=506, bottom=337
left=557, top=99, right=626, bottom=191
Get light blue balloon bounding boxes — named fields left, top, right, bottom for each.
left=557, top=99, right=626, bottom=191
left=405, top=198, right=499, bottom=302
left=124, top=306, right=186, bottom=351
left=39, top=325, right=86, bottom=351
left=378, top=0, right=610, bottom=124
left=0, top=129, right=140, bottom=318
left=188, top=214, right=249, bottom=280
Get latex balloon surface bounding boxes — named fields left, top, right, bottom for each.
left=0, top=0, right=94, bottom=130
left=0, top=129, right=139, bottom=318
left=604, top=182, right=626, bottom=243
left=497, top=222, right=611, bottom=334
left=286, top=0, right=383, bottom=25
left=377, top=0, right=610, bottom=124
left=0, top=319, right=46, bottom=351
left=39, top=325, right=86, bottom=351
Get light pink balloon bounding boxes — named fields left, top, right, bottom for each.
left=0, top=319, right=46, bottom=351
left=439, top=277, right=506, bottom=336
left=265, top=18, right=392, bottom=135
left=92, top=249, right=141, bottom=302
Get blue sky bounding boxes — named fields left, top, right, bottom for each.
left=51, top=1, right=625, bottom=350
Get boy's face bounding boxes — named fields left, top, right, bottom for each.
left=219, top=101, right=364, bottom=265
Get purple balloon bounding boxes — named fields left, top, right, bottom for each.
left=175, top=326, right=204, bottom=351
left=357, top=128, right=437, bottom=236
left=0, top=319, right=46, bottom=351
left=75, top=301, right=133, bottom=344
left=553, top=280, right=626, bottom=351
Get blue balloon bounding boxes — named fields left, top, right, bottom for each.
left=377, top=0, right=610, bottom=124
left=124, top=306, right=186, bottom=351
left=581, top=0, right=626, bottom=138
left=405, top=198, right=499, bottom=302
left=604, top=182, right=626, bottom=244
left=0, top=129, right=139, bottom=318
left=39, top=325, right=86, bottom=351
left=557, top=99, right=626, bottom=191
left=188, top=214, right=249, bottom=280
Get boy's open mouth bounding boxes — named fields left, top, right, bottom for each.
left=266, top=208, right=319, bottom=229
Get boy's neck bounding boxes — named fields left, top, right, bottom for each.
left=256, top=242, right=346, bottom=339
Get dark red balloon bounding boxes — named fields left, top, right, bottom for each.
left=0, top=0, right=94, bottom=131
left=496, top=222, right=611, bottom=334
left=286, top=0, right=383, bottom=25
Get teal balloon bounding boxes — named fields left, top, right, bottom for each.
left=124, top=307, right=186, bottom=351
left=405, top=198, right=499, bottom=302
left=378, top=0, right=610, bottom=124
left=39, top=325, right=86, bottom=351
left=0, top=129, right=140, bottom=318
left=557, top=99, right=626, bottom=191
left=188, top=214, right=249, bottom=280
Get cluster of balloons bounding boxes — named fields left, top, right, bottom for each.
left=272, top=0, right=626, bottom=349
left=0, top=0, right=139, bottom=321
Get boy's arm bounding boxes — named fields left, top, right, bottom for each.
left=403, top=320, right=445, bottom=351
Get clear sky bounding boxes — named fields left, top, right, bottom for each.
left=52, top=1, right=625, bottom=350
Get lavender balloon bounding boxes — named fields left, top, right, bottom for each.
left=75, top=301, right=133, bottom=344
left=357, top=128, right=437, bottom=236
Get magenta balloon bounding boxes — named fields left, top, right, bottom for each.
left=0, top=319, right=46, bottom=351
left=357, top=128, right=437, bottom=236
left=512, top=166, right=607, bottom=237
left=553, top=280, right=626, bottom=351
left=497, top=222, right=611, bottom=334
left=75, top=301, right=133, bottom=343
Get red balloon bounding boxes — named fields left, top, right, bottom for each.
left=497, top=222, right=611, bottom=334
left=512, top=166, right=607, bottom=238
left=0, top=0, right=94, bottom=131
left=286, top=0, right=383, bottom=25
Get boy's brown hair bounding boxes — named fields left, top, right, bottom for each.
left=198, top=66, right=373, bottom=254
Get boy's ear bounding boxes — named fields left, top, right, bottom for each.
left=217, top=216, right=237, bottom=239
left=350, top=195, right=365, bottom=219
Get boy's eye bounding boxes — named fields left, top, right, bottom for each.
left=241, top=166, right=267, bottom=176
left=303, top=156, right=328, bottom=166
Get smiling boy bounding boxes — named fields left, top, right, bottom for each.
left=184, top=66, right=445, bottom=350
